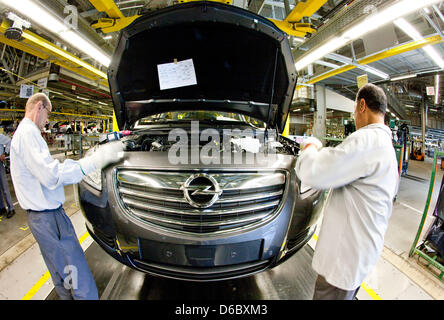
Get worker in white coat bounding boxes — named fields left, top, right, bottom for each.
left=295, top=83, right=399, bottom=300
left=10, top=93, right=124, bottom=300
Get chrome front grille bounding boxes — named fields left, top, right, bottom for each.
left=115, top=170, right=286, bottom=234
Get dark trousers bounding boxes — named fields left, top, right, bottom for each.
left=0, top=163, right=13, bottom=211
left=313, top=275, right=360, bottom=300
left=27, top=206, right=98, bottom=300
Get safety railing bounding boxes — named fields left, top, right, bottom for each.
left=409, top=151, right=444, bottom=281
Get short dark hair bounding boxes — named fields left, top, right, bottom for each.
left=356, top=83, right=387, bottom=114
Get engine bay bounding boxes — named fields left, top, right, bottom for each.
left=121, top=129, right=299, bottom=156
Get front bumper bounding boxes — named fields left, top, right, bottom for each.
left=79, top=157, right=323, bottom=281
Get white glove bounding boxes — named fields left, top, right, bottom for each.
left=300, top=137, right=322, bottom=151
left=85, top=140, right=124, bottom=171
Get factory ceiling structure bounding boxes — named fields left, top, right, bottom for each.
left=0, top=0, right=441, bottom=126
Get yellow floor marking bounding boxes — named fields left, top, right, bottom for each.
left=361, top=282, right=382, bottom=300
left=311, top=234, right=382, bottom=300
left=22, top=231, right=90, bottom=300
left=19, top=227, right=29, bottom=231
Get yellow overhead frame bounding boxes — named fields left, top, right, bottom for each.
left=296, top=34, right=444, bottom=90
left=269, top=0, right=327, bottom=37
left=89, top=0, right=125, bottom=18
left=89, top=0, right=319, bottom=36
left=91, top=16, right=140, bottom=33
left=0, top=20, right=108, bottom=87
left=178, top=0, right=316, bottom=37
left=0, top=33, right=49, bottom=60
left=89, top=0, right=140, bottom=33
left=286, top=0, right=328, bottom=23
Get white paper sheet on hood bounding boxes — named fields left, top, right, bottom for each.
left=157, top=58, right=197, bottom=90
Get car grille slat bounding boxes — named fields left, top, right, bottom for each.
left=115, top=170, right=286, bottom=234
left=131, top=208, right=272, bottom=227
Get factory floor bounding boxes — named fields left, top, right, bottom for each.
left=0, top=153, right=443, bottom=301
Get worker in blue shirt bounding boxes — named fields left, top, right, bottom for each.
left=0, top=132, right=15, bottom=218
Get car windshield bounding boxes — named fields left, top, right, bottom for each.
left=135, top=111, right=265, bottom=128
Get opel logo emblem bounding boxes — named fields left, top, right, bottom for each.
left=180, top=174, right=222, bottom=208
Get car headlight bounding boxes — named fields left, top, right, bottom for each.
left=300, top=182, right=311, bottom=194
left=82, top=145, right=102, bottom=191
left=83, top=168, right=102, bottom=191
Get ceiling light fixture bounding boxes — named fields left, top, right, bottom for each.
left=391, top=74, right=417, bottom=81
left=295, top=0, right=442, bottom=71
left=120, top=5, right=144, bottom=11
left=76, top=96, right=89, bottom=101
left=393, top=18, right=444, bottom=69
left=0, top=0, right=111, bottom=67
left=405, top=104, right=415, bottom=108
left=362, top=66, right=390, bottom=80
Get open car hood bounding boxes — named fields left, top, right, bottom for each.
left=108, top=1, right=297, bottom=132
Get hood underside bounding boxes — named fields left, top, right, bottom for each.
left=108, top=1, right=297, bottom=132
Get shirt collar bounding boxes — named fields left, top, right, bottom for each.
left=360, top=123, right=392, bottom=137
left=22, top=117, right=41, bottom=133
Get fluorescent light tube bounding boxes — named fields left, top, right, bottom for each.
left=405, top=104, right=415, bottom=108
left=296, top=37, right=347, bottom=70
left=76, top=96, right=89, bottom=101
left=60, top=30, right=111, bottom=67
left=0, top=0, right=111, bottom=67
left=394, top=18, right=444, bottom=69
left=363, top=66, right=389, bottom=80
left=1, top=0, right=67, bottom=34
left=391, top=74, right=417, bottom=81
left=294, top=0, right=442, bottom=71
left=436, top=74, right=440, bottom=105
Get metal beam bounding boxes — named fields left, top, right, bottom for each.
left=327, top=53, right=389, bottom=79
left=421, top=9, right=444, bottom=40
left=248, top=0, right=266, bottom=14
left=298, top=35, right=443, bottom=89
left=432, top=5, right=444, bottom=24
left=0, top=58, right=16, bottom=84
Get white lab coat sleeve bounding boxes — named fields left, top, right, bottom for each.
left=21, top=132, right=86, bottom=190
left=295, top=133, right=372, bottom=190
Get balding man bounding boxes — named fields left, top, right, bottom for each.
left=296, top=84, right=399, bottom=300
left=10, top=93, right=124, bottom=300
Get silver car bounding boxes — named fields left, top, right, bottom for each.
left=79, top=1, right=324, bottom=281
